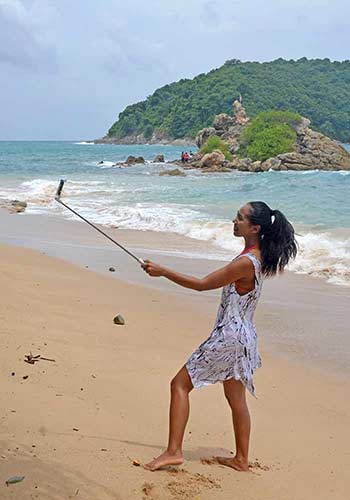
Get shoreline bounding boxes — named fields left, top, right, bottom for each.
left=1, top=208, right=350, bottom=379
left=3, top=200, right=350, bottom=288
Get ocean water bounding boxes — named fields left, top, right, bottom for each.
left=0, top=141, right=350, bottom=286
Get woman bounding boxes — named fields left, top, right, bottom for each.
left=141, top=201, right=297, bottom=472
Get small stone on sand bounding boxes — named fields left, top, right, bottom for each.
left=113, top=314, right=125, bottom=325
left=6, top=475, right=25, bottom=486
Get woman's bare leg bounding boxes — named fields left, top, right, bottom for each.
left=144, top=365, right=193, bottom=471
left=215, top=378, right=250, bottom=471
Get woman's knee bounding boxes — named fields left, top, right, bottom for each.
left=170, top=368, right=193, bottom=394
left=170, top=376, right=189, bottom=395
left=170, top=376, right=180, bottom=393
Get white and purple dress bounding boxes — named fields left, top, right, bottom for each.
left=186, top=253, right=263, bottom=397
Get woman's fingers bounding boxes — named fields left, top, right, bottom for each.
left=141, top=260, right=154, bottom=274
left=141, top=260, right=162, bottom=277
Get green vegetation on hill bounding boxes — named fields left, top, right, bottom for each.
left=108, top=58, right=350, bottom=143
left=200, top=135, right=233, bottom=161
left=238, top=110, right=300, bottom=161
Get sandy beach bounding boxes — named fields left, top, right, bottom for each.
left=1, top=210, right=349, bottom=500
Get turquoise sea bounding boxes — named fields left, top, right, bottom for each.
left=0, top=141, right=350, bottom=286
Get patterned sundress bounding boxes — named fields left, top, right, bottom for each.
left=186, top=253, right=263, bottom=398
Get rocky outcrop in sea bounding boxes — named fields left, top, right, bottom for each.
left=193, top=101, right=350, bottom=172
left=0, top=199, right=27, bottom=214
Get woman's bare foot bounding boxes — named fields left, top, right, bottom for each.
left=214, top=456, right=249, bottom=472
left=144, top=450, right=184, bottom=471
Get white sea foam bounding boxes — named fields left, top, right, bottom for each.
left=187, top=226, right=350, bottom=287
left=74, top=141, right=95, bottom=145
left=298, top=169, right=350, bottom=176
left=0, top=187, right=17, bottom=199
left=5, top=177, right=350, bottom=288
left=288, top=231, right=350, bottom=286
left=20, top=179, right=58, bottom=205
left=95, top=161, right=115, bottom=167
left=55, top=199, right=350, bottom=287
left=298, top=169, right=320, bottom=174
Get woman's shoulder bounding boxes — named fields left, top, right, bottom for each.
left=238, top=253, right=262, bottom=276
left=236, top=251, right=261, bottom=264
left=249, top=251, right=262, bottom=264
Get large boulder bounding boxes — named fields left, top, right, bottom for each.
left=195, top=99, right=350, bottom=172
left=125, top=155, right=145, bottom=165
left=222, top=124, right=244, bottom=145
left=195, top=127, right=216, bottom=148
left=189, top=152, right=203, bottom=162
left=277, top=152, right=314, bottom=170
left=237, top=158, right=252, bottom=171
left=196, top=101, right=250, bottom=150
left=213, top=113, right=235, bottom=132
left=226, top=156, right=242, bottom=169
left=275, top=128, right=350, bottom=170
left=153, top=154, right=165, bottom=163
left=125, top=155, right=137, bottom=164
left=249, top=161, right=263, bottom=172
left=294, top=117, right=311, bottom=134
left=232, top=100, right=250, bottom=125
left=135, top=156, right=145, bottom=164
left=199, top=150, right=226, bottom=168
left=261, top=157, right=282, bottom=171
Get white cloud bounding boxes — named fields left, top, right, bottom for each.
left=0, top=0, right=59, bottom=69
left=0, top=0, right=349, bottom=139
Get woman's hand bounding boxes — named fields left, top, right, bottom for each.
left=141, top=259, right=166, bottom=277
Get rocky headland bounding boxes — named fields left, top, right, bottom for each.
left=188, top=101, right=350, bottom=172
left=97, top=101, right=350, bottom=173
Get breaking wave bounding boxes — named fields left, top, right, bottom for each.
left=3, top=176, right=350, bottom=287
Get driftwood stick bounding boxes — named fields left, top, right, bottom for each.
left=24, top=353, right=56, bottom=363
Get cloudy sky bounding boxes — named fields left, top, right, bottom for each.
left=0, top=0, right=349, bottom=140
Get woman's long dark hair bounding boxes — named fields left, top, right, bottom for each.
left=247, top=201, right=298, bottom=277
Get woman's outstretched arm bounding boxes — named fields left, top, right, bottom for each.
left=141, top=257, right=253, bottom=291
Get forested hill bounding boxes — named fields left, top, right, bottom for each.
left=107, top=58, right=350, bottom=143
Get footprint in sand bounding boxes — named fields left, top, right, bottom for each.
left=166, top=470, right=221, bottom=500
left=200, top=458, right=217, bottom=466
left=249, top=460, right=270, bottom=471
left=200, top=457, right=270, bottom=472
left=142, top=481, right=158, bottom=500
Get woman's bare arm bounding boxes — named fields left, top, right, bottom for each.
left=141, top=257, right=253, bottom=291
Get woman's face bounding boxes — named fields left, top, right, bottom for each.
left=232, top=204, right=259, bottom=238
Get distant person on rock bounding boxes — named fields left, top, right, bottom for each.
left=183, top=152, right=189, bottom=163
